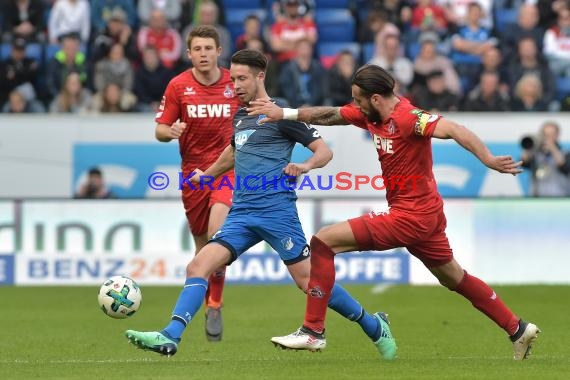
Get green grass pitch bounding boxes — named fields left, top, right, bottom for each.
left=0, top=284, right=568, bottom=379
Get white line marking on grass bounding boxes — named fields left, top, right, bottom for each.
left=371, top=284, right=393, bottom=294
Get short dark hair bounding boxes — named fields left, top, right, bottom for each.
left=88, top=167, right=102, bottom=176
left=352, top=64, right=395, bottom=98
left=187, top=25, right=221, bottom=49
left=231, top=49, right=267, bottom=73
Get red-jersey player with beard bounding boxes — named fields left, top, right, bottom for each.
left=155, top=25, right=240, bottom=342
left=247, top=65, right=540, bottom=361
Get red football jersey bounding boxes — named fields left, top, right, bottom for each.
left=156, top=68, right=240, bottom=170
left=340, top=97, right=444, bottom=214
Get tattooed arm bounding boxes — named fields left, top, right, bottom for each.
left=246, top=99, right=349, bottom=126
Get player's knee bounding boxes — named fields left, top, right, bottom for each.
left=313, top=226, right=335, bottom=247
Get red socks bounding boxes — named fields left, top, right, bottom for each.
left=304, top=236, right=337, bottom=333
left=455, top=271, right=519, bottom=335
left=206, top=267, right=226, bottom=309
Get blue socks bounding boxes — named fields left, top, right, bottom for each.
left=328, top=283, right=381, bottom=342
left=162, top=277, right=208, bottom=341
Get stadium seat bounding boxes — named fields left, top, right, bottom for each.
left=495, top=8, right=518, bottom=34
left=223, top=0, right=262, bottom=9
left=317, top=42, right=361, bottom=68
left=362, top=42, right=374, bottom=62
left=315, top=9, right=355, bottom=42
left=225, top=9, right=267, bottom=43
left=406, top=42, right=421, bottom=60
left=316, top=0, right=351, bottom=8
left=556, top=77, right=570, bottom=101
left=0, top=42, right=43, bottom=63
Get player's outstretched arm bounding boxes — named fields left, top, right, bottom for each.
left=247, top=99, right=349, bottom=126
left=433, top=119, right=523, bottom=175
left=155, top=121, right=186, bottom=142
left=203, top=144, right=235, bottom=178
left=283, top=139, right=333, bottom=176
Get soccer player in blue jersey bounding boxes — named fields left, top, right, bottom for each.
left=124, top=49, right=397, bottom=360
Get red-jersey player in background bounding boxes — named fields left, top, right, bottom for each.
left=155, top=25, right=240, bottom=341
left=247, top=65, right=540, bottom=360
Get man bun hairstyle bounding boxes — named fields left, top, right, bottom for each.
left=231, top=49, right=268, bottom=73
left=352, top=64, right=395, bottom=98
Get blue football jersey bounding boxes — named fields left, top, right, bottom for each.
left=230, top=99, right=321, bottom=209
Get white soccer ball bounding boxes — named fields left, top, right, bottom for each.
left=98, top=275, right=142, bottom=319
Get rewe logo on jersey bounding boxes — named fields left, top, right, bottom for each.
left=186, top=104, right=232, bottom=118
left=234, top=129, right=256, bottom=149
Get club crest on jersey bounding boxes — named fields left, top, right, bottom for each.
left=256, top=115, right=266, bottom=125
left=234, top=129, right=255, bottom=149
left=224, top=85, right=234, bottom=98
left=387, top=119, right=395, bottom=134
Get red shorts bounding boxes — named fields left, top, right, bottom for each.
left=348, top=208, right=453, bottom=268
left=182, top=170, right=234, bottom=236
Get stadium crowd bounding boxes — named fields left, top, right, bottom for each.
left=2, top=0, right=570, bottom=114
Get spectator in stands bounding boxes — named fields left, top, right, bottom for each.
left=325, top=50, right=357, bottom=106
left=462, top=71, right=510, bottom=112
left=75, top=167, right=116, bottom=199
left=91, top=0, right=137, bottom=33
left=501, top=4, right=544, bottom=64
left=90, top=8, right=139, bottom=63
left=3, top=0, right=46, bottom=42
left=412, top=69, right=458, bottom=112
left=2, top=87, right=44, bottom=113
left=410, top=0, right=449, bottom=37
left=244, top=37, right=281, bottom=99
left=235, top=14, right=269, bottom=52
left=45, top=32, right=88, bottom=101
left=521, top=121, right=570, bottom=197
left=369, top=33, right=413, bottom=94
left=278, top=38, right=325, bottom=108
left=49, top=72, right=92, bottom=113
left=269, top=0, right=317, bottom=65
left=536, top=0, right=570, bottom=30
left=0, top=37, right=40, bottom=108
left=439, top=0, right=493, bottom=30
left=48, top=0, right=91, bottom=44
left=450, top=2, right=497, bottom=92
left=137, top=9, right=182, bottom=70
left=94, top=43, right=134, bottom=93
left=181, top=0, right=232, bottom=68
left=137, top=0, right=181, bottom=29
left=510, top=73, right=549, bottom=112
left=478, top=46, right=509, bottom=95
left=543, top=7, right=570, bottom=77
left=365, top=0, right=413, bottom=31
left=133, top=45, right=173, bottom=112
left=360, top=9, right=399, bottom=49
left=412, top=31, right=461, bottom=96
left=271, top=0, right=315, bottom=22
left=90, top=82, right=137, bottom=113
left=507, top=37, right=556, bottom=107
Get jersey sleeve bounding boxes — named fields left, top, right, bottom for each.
left=155, top=80, right=180, bottom=125
left=402, top=107, right=442, bottom=139
left=279, top=120, right=322, bottom=147
left=339, top=103, right=368, bottom=130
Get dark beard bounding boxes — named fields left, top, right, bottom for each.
left=366, top=108, right=381, bottom=123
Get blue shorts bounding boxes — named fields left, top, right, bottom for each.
left=209, top=204, right=310, bottom=265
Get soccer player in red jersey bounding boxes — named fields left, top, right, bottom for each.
left=155, top=25, right=240, bottom=341
left=247, top=65, right=540, bottom=360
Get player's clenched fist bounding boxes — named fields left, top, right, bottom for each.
left=170, top=121, right=187, bottom=139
